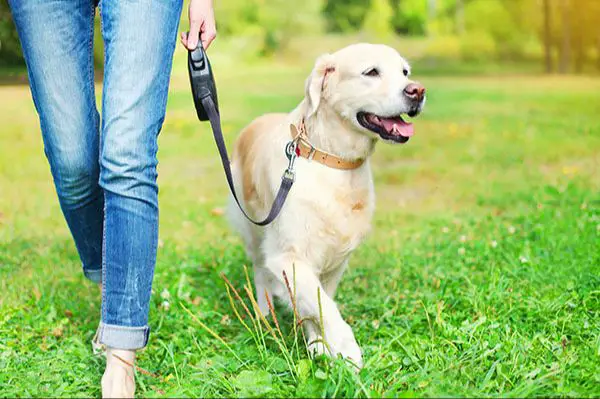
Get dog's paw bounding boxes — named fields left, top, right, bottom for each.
left=334, top=337, right=363, bottom=369
left=307, top=336, right=329, bottom=358
left=328, top=322, right=363, bottom=369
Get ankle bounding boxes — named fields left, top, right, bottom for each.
left=102, top=348, right=136, bottom=398
left=106, top=347, right=136, bottom=367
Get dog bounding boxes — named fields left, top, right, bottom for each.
left=227, top=43, right=426, bottom=368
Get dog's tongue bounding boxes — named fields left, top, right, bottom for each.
left=380, top=116, right=414, bottom=137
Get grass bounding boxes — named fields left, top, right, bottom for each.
left=0, top=44, right=599, bottom=398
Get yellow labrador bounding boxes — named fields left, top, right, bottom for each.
left=228, top=43, right=426, bottom=368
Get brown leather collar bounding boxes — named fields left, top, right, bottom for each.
left=290, top=120, right=365, bottom=170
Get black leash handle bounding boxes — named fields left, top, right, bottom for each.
left=188, top=43, right=296, bottom=226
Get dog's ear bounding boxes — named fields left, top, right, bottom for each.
left=305, top=53, right=337, bottom=118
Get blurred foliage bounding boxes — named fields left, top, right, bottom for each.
left=323, top=0, right=371, bottom=32
left=414, top=0, right=600, bottom=73
left=391, top=0, right=428, bottom=35
left=0, top=1, right=24, bottom=66
left=1, top=5, right=104, bottom=71
left=362, top=0, right=394, bottom=40
left=2, top=0, right=600, bottom=74
left=93, top=13, right=104, bottom=69
left=215, top=0, right=324, bottom=56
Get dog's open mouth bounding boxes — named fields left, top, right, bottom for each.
left=357, top=112, right=414, bottom=143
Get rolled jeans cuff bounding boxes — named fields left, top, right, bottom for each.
left=98, top=322, right=150, bottom=350
left=83, top=268, right=102, bottom=284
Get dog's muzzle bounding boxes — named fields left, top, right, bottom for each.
left=404, top=83, right=426, bottom=117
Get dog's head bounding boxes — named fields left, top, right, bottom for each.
left=305, top=43, right=425, bottom=144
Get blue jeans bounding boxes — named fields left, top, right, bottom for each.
left=9, top=0, right=183, bottom=349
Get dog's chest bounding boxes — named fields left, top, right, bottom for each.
left=295, top=167, right=374, bottom=268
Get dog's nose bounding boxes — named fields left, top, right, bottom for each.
left=403, top=83, right=426, bottom=102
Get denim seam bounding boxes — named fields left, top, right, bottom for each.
left=101, top=323, right=148, bottom=331
left=88, top=1, right=101, bottom=142
left=101, top=193, right=107, bottom=326
left=98, top=0, right=106, bottom=151
left=99, top=0, right=106, bottom=86
left=98, top=0, right=107, bottom=331
left=88, top=2, right=95, bottom=97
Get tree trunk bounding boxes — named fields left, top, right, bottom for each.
left=558, top=0, right=571, bottom=74
left=456, top=0, right=465, bottom=35
left=542, top=0, right=552, bottom=73
left=573, top=33, right=584, bottom=74
left=598, top=34, right=600, bottom=71
left=428, top=0, right=436, bottom=36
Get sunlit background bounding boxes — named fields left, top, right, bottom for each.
left=1, top=1, right=599, bottom=397
left=2, top=0, right=600, bottom=76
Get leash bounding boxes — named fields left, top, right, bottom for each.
left=188, top=42, right=297, bottom=226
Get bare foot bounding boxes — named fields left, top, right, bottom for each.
left=101, top=348, right=136, bottom=398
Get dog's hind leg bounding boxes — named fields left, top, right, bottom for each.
left=243, top=232, right=272, bottom=317
left=227, top=200, right=272, bottom=315
left=321, top=260, right=348, bottom=298
left=254, top=265, right=273, bottom=316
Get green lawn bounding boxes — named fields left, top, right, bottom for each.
left=0, top=47, right=599, bottom=397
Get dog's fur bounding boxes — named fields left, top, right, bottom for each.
left=228, top=43, right=425, bottom=367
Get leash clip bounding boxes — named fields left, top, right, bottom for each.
left=284, top=140, right=298, bottom=181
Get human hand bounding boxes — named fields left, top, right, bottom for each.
left=180, top=0, right=216, bottom=50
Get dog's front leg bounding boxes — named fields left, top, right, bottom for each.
left=265, top=255, right=363, bottom=368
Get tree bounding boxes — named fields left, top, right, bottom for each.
left=455, top=0, right=465, bottom=35
left=215, top=0, right=323, bottom=56
left=214, top=0, right=260, bottom=36
left=256, top=0, right=324, bottom=55
left=558, top=0, right=571, bottom=73
left=542, top=0, right=553, bottom=73
left=323, top=0, right=371, bottom=32
left=541, top=0, right=600, bottom=74
left=0, top=3, right=24, bottom=66
left=570, top=0, right=600, bottom=73
left=390, top=0, right=428, bottom=36
left=362, top=0, right=394, bottom=39
left=428, top=0, right=437, bottom=35
left=462, top=0, right=537, bottom=59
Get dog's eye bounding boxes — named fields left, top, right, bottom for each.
left=362, top=68, right=380, bottom=77
left=403, top=69, right=409, bottom=77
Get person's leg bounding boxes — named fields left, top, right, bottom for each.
left=96, top=0, right=182, bottom=350
left=9, top=0, right=104, bottom=283
left=97, top=2, right=182, bottom=395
